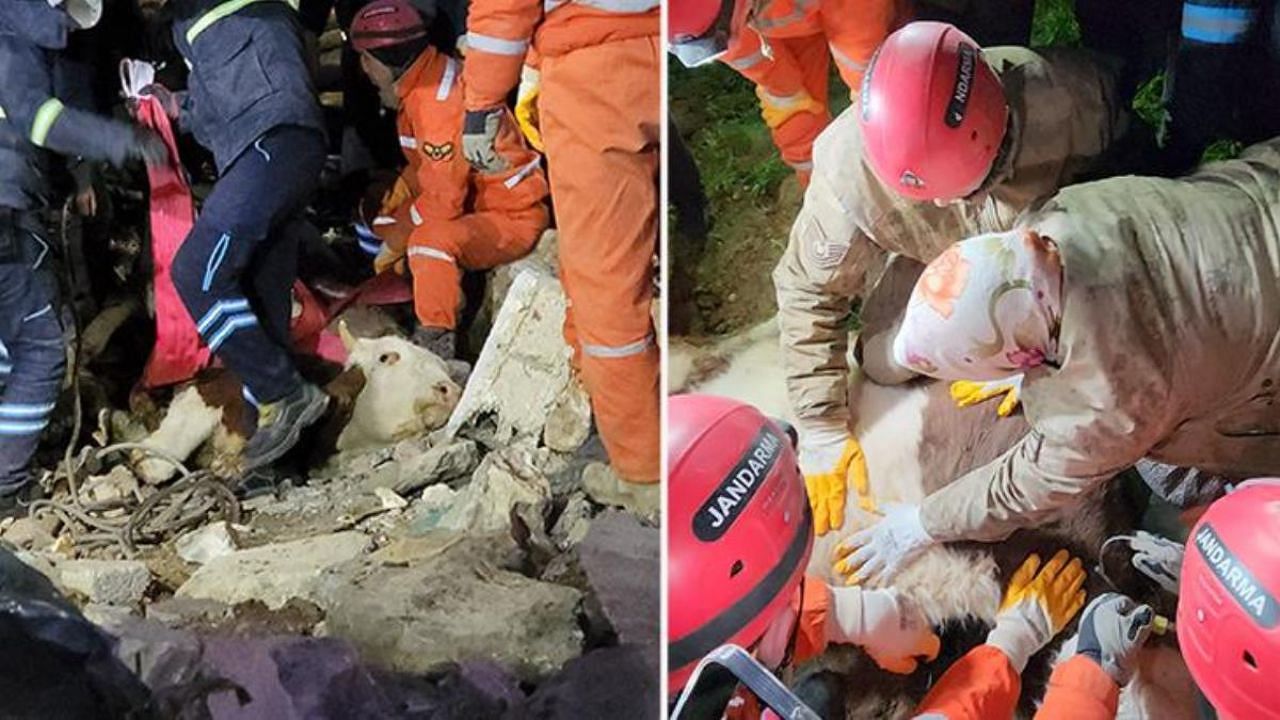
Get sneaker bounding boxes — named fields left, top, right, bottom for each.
left=242, top=383, right=331, bottom=471
left=411, top=325, right=457, bottom=360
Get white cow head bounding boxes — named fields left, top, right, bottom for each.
left=338, top=333, right=463, bottom=452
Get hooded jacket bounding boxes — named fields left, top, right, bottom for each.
left=921, top=138, right=1280, bottom=542
left=0, top=0, right=137, bottom=210
left=168, top=0, right=324, bottom=174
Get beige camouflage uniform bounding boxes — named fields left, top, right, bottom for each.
left=773, top=46, right=1126, bottom=436
left=922, top=139, right=1280, bottom=542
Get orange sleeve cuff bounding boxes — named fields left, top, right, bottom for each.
left=914, top=644, right=1021, bottom=720
left=790, top=574, right=831, bottom=665
left=1034, top=656, right=1120, bottom=720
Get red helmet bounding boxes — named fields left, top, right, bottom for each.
left=668, top=394, right=812, bottom=694
left=350, top=0, right=428, bottom=53
left=1178, top=479, right=1280, bottom=720
left=669, top=0, right=722, bottom=41
left=859, top=22, right=1009, bottom=201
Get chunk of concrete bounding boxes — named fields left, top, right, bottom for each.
left=80, top=465, right=140, bottom=505
left=551, top=492, right=593, bottom=550
left=543, top=380, right=592, bottom=453
left=145, top=596, right=232, bottom=628
left=174, top=521, right=239, bottom=565
left=176, top=532, right=370, bottom=610
left=59, top=559, right=152, bottom=606
left=444, top=270, right=577, bottom=445
left=324, top=534, right=582, bottom=680
left=578, top=512, right=659, bottom=657
left=438, top=445, right=552, bottom=535
left=363, top=439, right=480, bottom=496
left=2, top=516, right=57, bottom=551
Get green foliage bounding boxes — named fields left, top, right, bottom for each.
left=1202, top=139, right=1245, bottom=163
left=1030, top=0, right=1081, bottom=47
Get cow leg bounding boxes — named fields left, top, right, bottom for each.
left=135, top=386, right=222, bottom=484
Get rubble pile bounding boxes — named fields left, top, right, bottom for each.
left=1, top=262, right=659, bottom=717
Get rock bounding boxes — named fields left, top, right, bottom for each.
left=515, top=645, right=658, bottom=720
left=578, top=512, right=659, bottom=658
left=543, top=380, right=592, bottom=453
left=145, top=596, right=232, bottom=628
left=438, top=445, right=552, bottom=535
left=582, top=462, right=660, bottom=521
left=82, top=603, right=138, bottom=628
left=176, top=532, right=370, bottom=610
left=59, top=559, right=151, bottom=605
left=374, top=487, right=408, bottom=510
left=407, top=485, right=460, bottom=533
left=324, top=534, right=582, bottom=680
left=2, top=516, right=57, bottom=551
left=444, top=270, right=578, bottom=446
left=174, top=522, right=239, bottom=565
left=80, top=465, right=139, bottom=505
left=551, top=493, right=593, bottom=550
left=365, top=439, right=480, bottom=496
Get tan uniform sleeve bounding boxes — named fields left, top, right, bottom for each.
left=920, top=356, right=1173, bottom=542
left=773, top=181, right=886, bottom=434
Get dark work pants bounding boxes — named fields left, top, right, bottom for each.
left=0, top=212, right=64, bottom=494
left=171, top=125, right=325, bottom=405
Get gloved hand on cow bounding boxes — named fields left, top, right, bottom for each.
left=833, top=502, right=934, bottom=584
left=829, top=586, right=941, bottom=674
left=798, top=427, right=872, bottom=537
left=1075, top=592, right=1155, bottom=686
left=986, top=550, right=1088, bottom=672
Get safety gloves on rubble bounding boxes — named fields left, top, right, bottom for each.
left=1075, top=593, right=1155, bottom=686
left=833, top=503, right=933, bottom=584
left=462, top=107, right=511, bottom=174
left=987, top=550, right=1087, bottom=673
left=798, top=428, right=871, bottom=536
left=829, top=586, right=941, bottom=674
left=950, top=375, right=1023, bottom=417
left=514, top=65, right=543, bottom=151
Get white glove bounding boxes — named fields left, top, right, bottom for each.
left=1127, top=530, right=1183, bottom=595
left=1075, top=592, right=1155, bottom=686
left=834, top=503, right=932, bottom=584
left=828, top=586, right=940, bottom=674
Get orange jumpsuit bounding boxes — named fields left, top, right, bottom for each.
left=914, top=645, right=1120, bottom=720
left=379, top=49, right=549, bottom=331
left=462, top=0, right=660, bottom=482
left=721, top=0, right=908, bottom=183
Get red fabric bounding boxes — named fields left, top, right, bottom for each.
left=136, top=96, right=210, bottom=389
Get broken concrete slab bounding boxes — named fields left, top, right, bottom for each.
left=145, top=596, right=232, bottom=629
left=444, top=270, right=579, bottom=446
left=543, top=380, right=592, bottom=453
left=438, top=445, right=552, bottom=535
left=59, top=559, right=151, bottom=606
left=2, top=516, right=57, bottom=551
left=176, top=531, right=370, bottom=610
left=373, top=487, right=408, bottom=511
left=174, top=521, right=239, bottom=565
left=583, top=462, right=660, bottom=521
left=513, top=645, right=659, bottom=720
left=551, top=493, right=593, bottom=551
left=363, top=438, right=481, bottom=497
left=323, top=533, right=582, bottom=680
left=80, top=465, right=140, bottom=505
left=578, top=512, right=660, bottom=659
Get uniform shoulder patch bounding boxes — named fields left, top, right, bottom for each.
left=422, top=141, right=454, bottom=162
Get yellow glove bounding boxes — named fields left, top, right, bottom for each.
left=374, top=245, right=406, bottom=275
left=950, top=375, right=1023, bottom=417
left=755, top=85, right=824, bottom=130
left=987, top=550, right=1088, bottom=672
left=515, top=65, right=543, bottom=151
left=800, top=434, right=870, bottom=536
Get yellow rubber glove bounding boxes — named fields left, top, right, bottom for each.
left=515, top=65, right=543, bottom=152
left=800, top=433, right=868, bottom=536
left=950, top=374, right=1024, bottom=417
left=755, top=85, right=825, bottom=130
left=986, top=549, right=1088, bottom=672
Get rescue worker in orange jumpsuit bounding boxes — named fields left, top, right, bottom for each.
left=670, top=0, right=907, bottom=184
left=349, top=0, right=549, bottom=363
left=459, top=0, right=660, bottom=506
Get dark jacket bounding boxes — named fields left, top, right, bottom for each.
left=0, top=0, right=138, bottom=210
left=170, top=0, right=325, bottom=174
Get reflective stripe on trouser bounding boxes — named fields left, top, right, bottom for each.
left=170, top=126, right=324, bottom=404
left=762, top=35, right=831, bottom=186
left=405, top=207, right=547, bottom=329
left=0, top=257, right=65, bottom=492
left=542, top=37, right=660, bottom=483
